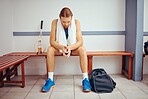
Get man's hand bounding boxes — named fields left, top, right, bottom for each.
left=65, top=47, right=71, bottom=58
left=62, top=46, right=71, bottom=58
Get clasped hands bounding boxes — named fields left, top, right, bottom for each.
left=62, top=46, right=71, bottom=58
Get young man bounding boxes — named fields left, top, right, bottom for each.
left=41, top=7, right=91, bottom=92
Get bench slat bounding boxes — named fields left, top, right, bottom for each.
left=0, top=56, right=29, bottom=65
left=5, top=52, right=47, bottom=56
left=87, top=51, right=133, bottom=56
left=0, top=56, right=29, bottom=72
left=0, top=56, right=25, bottom=65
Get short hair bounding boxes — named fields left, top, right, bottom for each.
left=59, top=7, right=73, bottom=18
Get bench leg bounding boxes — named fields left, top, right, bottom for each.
left=122, top=56, right=125, bottom=74
left=45, top=56, right=48, bottom=79
left=0, top=71, right=4, bottom=87
left=87, top=56, right=93, bottom=76
left=141, top=55, right=144, bottom=80
left=14, top=68, right=18, bottom=76
left=122, top=55, right=133, bottom=80
left=128, top=56, right=133, bottom=79
left=6, top=68, right=11, bottom=81
left=21, top=62, right=25, bottom=88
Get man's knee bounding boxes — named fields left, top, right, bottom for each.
left=47, top=46, right=56, bottom=55
left=78, top=46, right=87, bottom=55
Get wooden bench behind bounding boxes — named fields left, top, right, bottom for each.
left=0, top=51, right=133, bottom=88
left=7, top=51, right=133, bottom=79
left=0, top=55, right=29, bottom=88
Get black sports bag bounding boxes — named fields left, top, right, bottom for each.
left=144, top=41, right=148, bottom=54
left=89, top=68, right=116, bottom=93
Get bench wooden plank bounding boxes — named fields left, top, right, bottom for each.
left=0, top=56, right=26, bottom=66
left=0, top=56, right=29, bottom=71
left=6, top=51, right=133, bottom=56
left=5, top=52, right=47, bottom=56
left=87, top=51, right=133, bottom=56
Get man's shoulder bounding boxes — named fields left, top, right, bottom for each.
left=51, top=19, right=58, bottom=27
left=74, top=19, right=79, bottom=22
left=74, top=19, right=80, bottom=25
left=52, top=19, right=58, bottom=23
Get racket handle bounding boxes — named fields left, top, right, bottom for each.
left=41, top=20, right=43, bottom=29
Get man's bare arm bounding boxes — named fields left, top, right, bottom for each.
left=68, top=20, right=83, bottom=51
left=50, top=19, right=65, bottom=51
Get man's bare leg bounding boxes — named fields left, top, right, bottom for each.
left=41, top=46, right=58, bottom=92
left=72, top=46, right=90, bottom=92
left=72, top=46, right=88, bottom=73
left=47, top=46, right=59, bottom=72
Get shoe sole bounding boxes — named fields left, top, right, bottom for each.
left=83, top=89, right=91, bottom=92
left=82, top=86, right=91, bottom=92
left=41, top=85, right=55, bottom=92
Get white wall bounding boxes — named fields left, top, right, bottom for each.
left=12, top=0, right=126, bottom=75
left=0, top=0, right=13, bottom=56
left=13, top=0, right=125, bottom=32
left=144, top=0, right=148, bottom=32
left=143, top=0, right=148, bottom=74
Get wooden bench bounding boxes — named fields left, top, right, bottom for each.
left=87, top=51, right=133, bottom=79
left=6, top=51, right=133, bottom=80
left=0, top=55, right=29, bottom=88
left=0, top=51, right=133, bottom=88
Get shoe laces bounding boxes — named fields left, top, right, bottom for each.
left=83, top=78, right=90, bottom=86
left=45, top=78, right=52, bottom=86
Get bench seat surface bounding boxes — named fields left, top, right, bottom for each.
left=6, top=51, right=133, bottom=56
left=0, top=55, right=29, bottom=71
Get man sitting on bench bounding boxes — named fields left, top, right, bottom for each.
left=41, top=7, right=91, bottom=92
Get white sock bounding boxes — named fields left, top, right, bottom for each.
left=48, top=72, right=54, bottom=81
left=82, top=72, right=88, bottom=80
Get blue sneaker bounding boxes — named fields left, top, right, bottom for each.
left=82, top=78, right=91, bottom=92
left=41, top=78, right=55, bottom=92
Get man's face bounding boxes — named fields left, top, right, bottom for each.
left=60, top=16, right=72, bottom=29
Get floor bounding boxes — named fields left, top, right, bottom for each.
left=0, top=74, right=148, bottom=99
